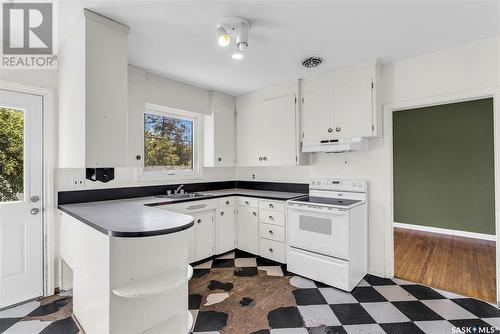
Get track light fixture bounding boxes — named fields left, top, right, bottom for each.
left=216, top=17, right=250, bottom=59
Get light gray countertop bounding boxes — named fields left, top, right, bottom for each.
left=58, top=188, right=306, bottom=238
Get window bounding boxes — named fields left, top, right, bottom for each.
left=141, top=105, right=200, bottom=179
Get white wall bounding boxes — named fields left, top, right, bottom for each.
left=238, top=35, right=500, bottom=277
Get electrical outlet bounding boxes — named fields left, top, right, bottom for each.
left=72, top=177, right=84, bottom=189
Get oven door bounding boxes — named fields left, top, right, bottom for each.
left=288, top=204, right=349, bottom=260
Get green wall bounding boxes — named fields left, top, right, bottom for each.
left=393, top=98, right=495, bottom=235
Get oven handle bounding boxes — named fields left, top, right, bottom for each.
left=288, top=204, right=347, bottom=215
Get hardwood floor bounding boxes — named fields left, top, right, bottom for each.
left=394, top=227, right=497, bottom=303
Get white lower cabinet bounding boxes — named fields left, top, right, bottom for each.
left=158, top=200, right=217, bottom=263
left=193, top=211, right=216, bottom=261
left=216, top=207, right=236, bottom=254
left=161, top=196, right=287, bottom=263
left=258, top=199, right=287, bottom=263
left=236, top=205, right=259, bottom=254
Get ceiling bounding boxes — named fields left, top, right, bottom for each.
left=58, top=1, right=500, bottom=96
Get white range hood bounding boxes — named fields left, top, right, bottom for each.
left=302, top=137, right=368, bottom=153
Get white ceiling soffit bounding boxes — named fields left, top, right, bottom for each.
left=57, top=1, right=500, bottom=96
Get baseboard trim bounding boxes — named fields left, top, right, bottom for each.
left=394, top=222, right=496, bottom=241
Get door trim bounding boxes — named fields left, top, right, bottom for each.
left=0, top=81, right=56, bottom=297
left=383, top=86, right=500, bottom=304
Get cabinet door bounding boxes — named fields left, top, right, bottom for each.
left=236, top=103, right=263, bottom=166
left=236, top=207, right=259, bottom=254
left=194, top=212, right=215, bottom=261
left=302, top=87, right=335, bottom=141
left=187, top=225, right=196, bottom=263
left=214, top=104, right=235, bottom=167
left=216, top=208, right=236, bottom=254
left=258, top=95, right=296, bottom=166
left=333, top=77, right=373, bottom=138
left=237, top=94, right=297, bottom=166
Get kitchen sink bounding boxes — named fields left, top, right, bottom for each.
left=155, top=193, right=209, bottom=200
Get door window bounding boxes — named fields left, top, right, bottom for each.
left=0, top=107, right=24, bottom=202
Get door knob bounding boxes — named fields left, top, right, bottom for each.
left=328, top=128, right=333, bottom=133
left=30, top=208, right=40, bottom=215
left=30, top=195, right=40, bottom=203
left=336, top=127, right=341, bottom=132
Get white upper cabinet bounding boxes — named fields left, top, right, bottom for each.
left=333, top=77, right=374, bottom=138
left=301, top=60, right=381, bottom=142
left=203, top=92, right=235, bottom=167
left=236, top=80, right=307, bottom=167
left=301, top=87, right=335, bottom=141
left=59, top=9, right=129, bottom=167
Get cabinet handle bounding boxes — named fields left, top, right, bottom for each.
left=263, top=157, right=268, bottom=161
left=226, top=200, right=230, bottom=205
left=252, top=212, right=257, bottom=216
left=220, top=211, right=224, bottom=216
left=328, top=128, right=333, bottom=133
left=197, top=219, right=201, bottom=224
left=245, top=201, right=249, bottom=205
left=269, top=248, right=274, bottom=253
left=259, top=157, right=263, bottom=161
left=269, top=215, right=274, bottom=221
left=268, top=230, right=274, bottom=235
left=336, top=127, right=341, bottom=132
left=269, top=203, right=274, bottom=208
left=218, top=157, right=222, bottom=162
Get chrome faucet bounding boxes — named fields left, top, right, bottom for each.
left=174, top=184, right=184, bottom=194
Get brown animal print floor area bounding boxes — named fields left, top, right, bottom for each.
left=190, top=264, right=295, bottom=333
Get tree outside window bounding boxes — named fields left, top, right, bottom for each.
left=144, top=113, right=193, bottom=171
left=0, top=108, right=24, bottom=202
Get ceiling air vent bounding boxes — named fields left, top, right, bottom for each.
left=302, top=56, right=323, bottom=68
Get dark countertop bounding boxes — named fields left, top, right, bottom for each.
left=58, top=188, right=307, bottom=238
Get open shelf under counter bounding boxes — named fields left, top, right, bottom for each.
left=112, top=264, right=193, bottom=298
left=143, top=310, right=193, bottom=334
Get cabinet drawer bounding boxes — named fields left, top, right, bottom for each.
left=219, top=197, right=237, bottom=207
left=259, top=238, right=285, bottom=263
left=159, top=199, right=217, bottom=214
left=259, top=223, right=285, bottom=242
left=237, top=196, right=259, bottom=208
left=259, top=200, right=285, bottom=211
left=259, top=209, right=285, bottom=226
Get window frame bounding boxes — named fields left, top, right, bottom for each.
left=138, top=103, right=202, bottom=181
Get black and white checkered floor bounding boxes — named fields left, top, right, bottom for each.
left=188, top=250, right=500, bottom=334
left=2, top=249, right=500, bottom=334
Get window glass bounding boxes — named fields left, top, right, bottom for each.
left=144, top=112, right=193, bottom=171
left=0, top=108, right=24, bottom=202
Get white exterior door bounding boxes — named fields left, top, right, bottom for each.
left=0, top=90, right=43, bottom=307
